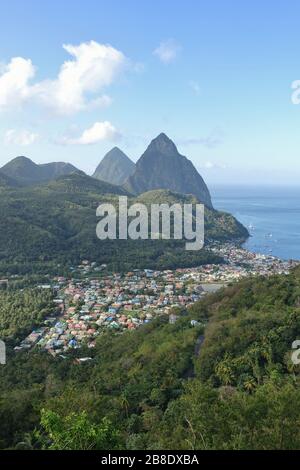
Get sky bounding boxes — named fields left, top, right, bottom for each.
left=0, top=0, right=300, bottom=185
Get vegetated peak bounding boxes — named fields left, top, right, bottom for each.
left=124, top=133, right=213, bottom=208
left=0, top=156, right=80, bottom=186
left=147, top=133, right=179, bottom=156
left=93, top=147, right=135, bottom=185
left=3, top=155, right=36, bottom=167
left=104, top=147, right=129, bottom=159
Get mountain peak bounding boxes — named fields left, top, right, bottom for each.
left=155, top=132, right=170, bottom=141
left=7, top=156, right=36, bottom=166
left=1, top=157, right=79, bottom=186
left=124, top=134, right=213, bottom=208
left=15, top=155, right=31, bottom=160
left=109, top=146, right=124, bottom=154
left=93, top=147, right=135, bottom=185
left=149, top=133, right=178, bottom=156
left=102, top=147, right=131, bottom=162
left=1, top=156, right=38, bottom=181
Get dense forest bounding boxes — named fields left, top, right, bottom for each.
left=0, top=173, right=247, bottom=276
left=1, top=267, right=300, bottom=449
left=0, top=288, right=54, bottom=343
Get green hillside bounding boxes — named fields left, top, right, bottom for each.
left=0, top=171, right=19, bottom=189
left=44, top=171, right=129, bottom=195
left=0, top=156, right=79, bottom=186
left=0, top=175, right=247, bottom=275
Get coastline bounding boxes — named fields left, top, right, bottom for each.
left=212, top=185, right=300, bottom=262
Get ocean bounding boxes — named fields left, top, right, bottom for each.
left=211, top=186, right=300, bottom=261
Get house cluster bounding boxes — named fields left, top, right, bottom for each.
left=15, top=268, right=206, bottom=356
left=208, top=243, right=299, bottom=280
left=14, top=245, right=299, bottom=356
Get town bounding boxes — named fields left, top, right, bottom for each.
left=15, top=244, right=299, bottom=358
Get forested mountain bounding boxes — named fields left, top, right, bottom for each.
left=0, top=171, right=19, bottom=189
left=93, top=147, right=135, bottom=185
left=45, top=170, right=129, bottom=195
left=1, top=267, right=300, bottom=449
left=0, top=156, right=79, bottom=186
left=124, top=133, right=213, bottom=208
left=0, top=174, right=247, bottom=275
left=1, top=134, right=214, bottom=209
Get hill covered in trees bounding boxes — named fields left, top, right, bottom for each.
left=0, top=156, right=79, bottom=187
left=0, top=173, right=247, bottom=276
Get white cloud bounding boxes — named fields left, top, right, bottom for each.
left=59, top=121, right=120, bottom=145
left=0, top=41, right=126, bottom=115
left=34, top=41, right=126, bottom=115
left=153, top=39, right=181, bottom=64
left=4, top=129, right=39, bottom=146
left=0, top=57, right=35, bottom=109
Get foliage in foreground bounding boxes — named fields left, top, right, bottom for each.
left=37, top=410, right=121, bottom=450
left=1, top=268, right=300, bottom=449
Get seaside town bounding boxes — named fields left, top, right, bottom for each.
left=14, top=244, right=299, bottom=358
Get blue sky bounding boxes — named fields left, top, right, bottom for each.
left=0, top=0, right=300, bottom=185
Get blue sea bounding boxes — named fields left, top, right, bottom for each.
left=211, top=186, right=300, bottom=261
